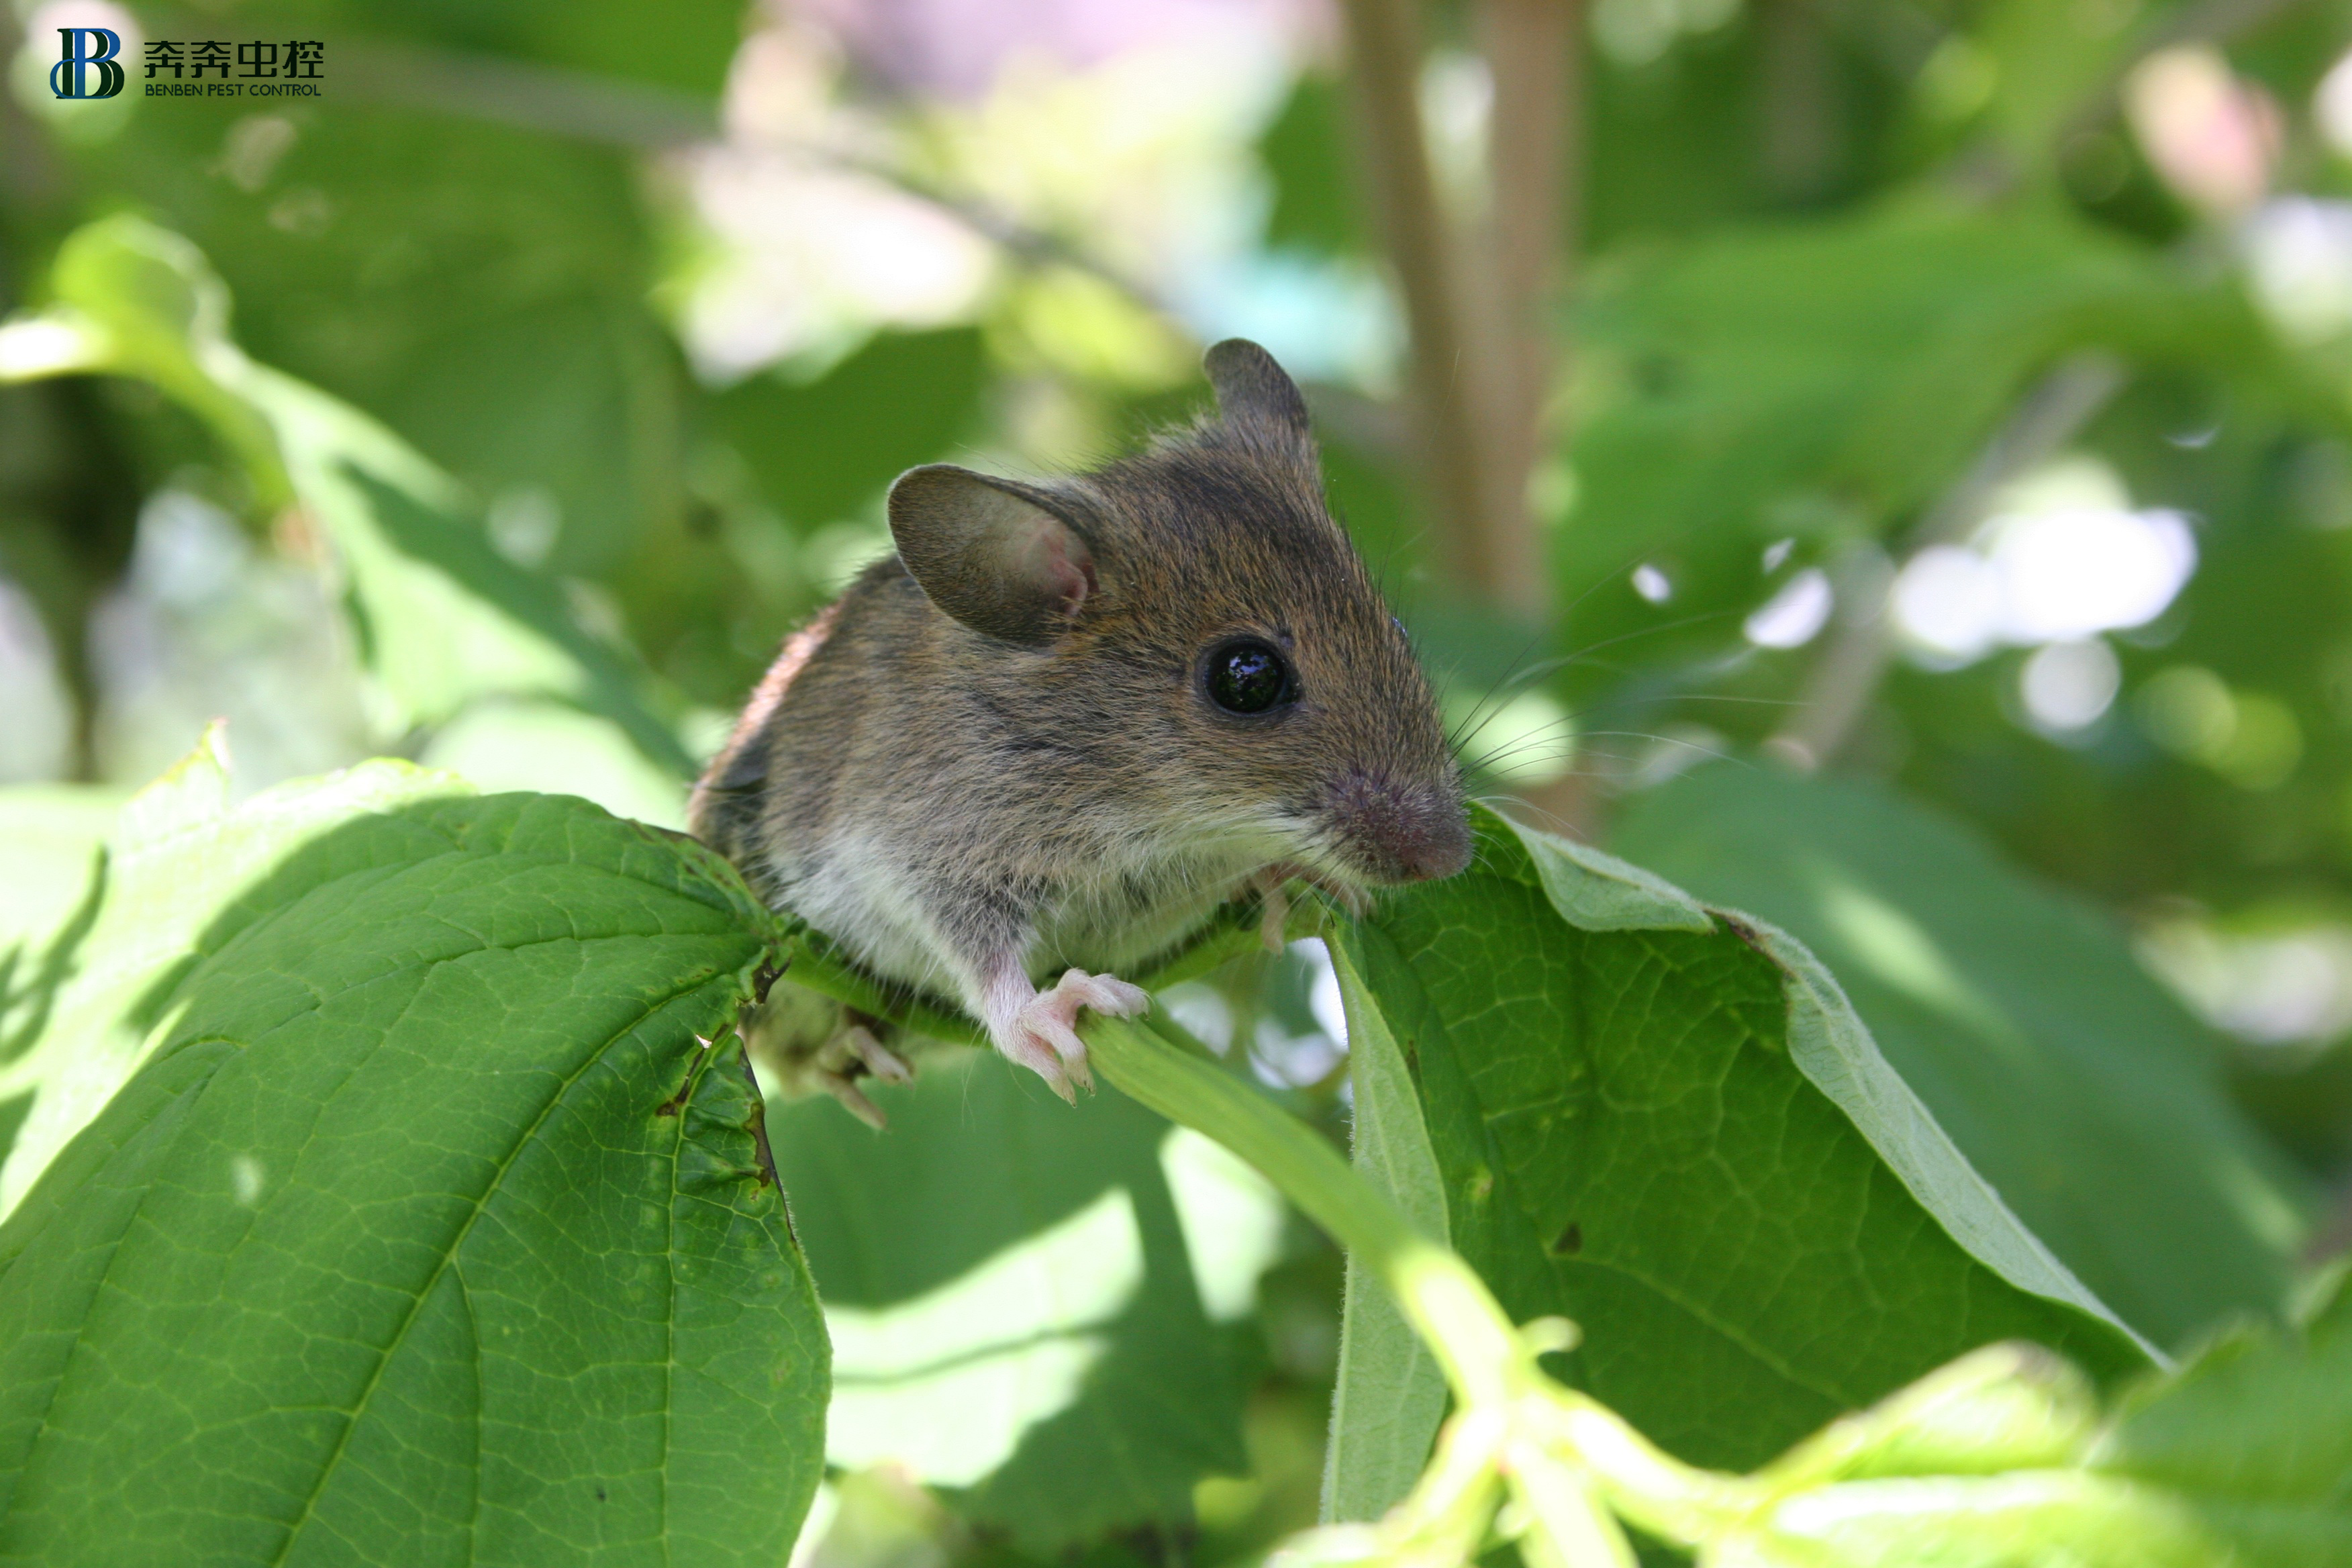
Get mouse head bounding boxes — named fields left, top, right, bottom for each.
left=886, top=340, right=1471, bottom=891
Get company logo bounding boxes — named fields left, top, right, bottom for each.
left=48, top=26, right=124, bottom=99
left=140, top=39, right=326, bottom=98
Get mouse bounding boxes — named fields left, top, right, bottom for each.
left=691, top=339, right=1471, bottom=1113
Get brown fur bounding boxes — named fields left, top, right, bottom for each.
left=691, top=340, right=1467, bottom=1091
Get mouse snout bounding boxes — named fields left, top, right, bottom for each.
left=1322, top=771, right=1472, bottom=885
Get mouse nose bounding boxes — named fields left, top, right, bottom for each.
left=1396, top=809, right=1473, bottom=881
left=1326, top=773, right=1472, bottom=885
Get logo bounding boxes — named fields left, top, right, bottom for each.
left=139, top=38, right=326, bottom=98
left=49, top=27, right=124, bottom=99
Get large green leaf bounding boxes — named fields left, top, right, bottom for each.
left=1573, top=209, right=2290, bottom=557
left=768, top=1047, right=1261, bottom=1554
left=36, top=214, right=690, bottom=774
left=1330, top=807, right=2148, bottom=1476
left=1609, top=763, right=2310, bottom=1350
left=0, top=781, right=825, bottom=1564
left=72, top=66, right=692, bottom=579
left=0, top=730, right=464, bottom=1214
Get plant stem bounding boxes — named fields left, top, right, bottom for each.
left=1481, top=0, right=1577, bottom=622
left=1085, top=1014, right=1528, bottom=1406
left=1336, top=0, right=1514, bottom=608
left=1772, top=352, right=2124, bottom=769
left=1083, top=1015, right=1765, bottom=1557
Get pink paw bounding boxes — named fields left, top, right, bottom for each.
left=997, top=969, right=1149, bottom=1103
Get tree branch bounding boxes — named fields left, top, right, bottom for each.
left=1337, top=0, right=1516, bottom=607
left=1771, top=353, right=2126, bottom=769
left=1481, top=0, right=1579, bottom=621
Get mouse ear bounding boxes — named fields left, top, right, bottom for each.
left=887, top=465, right=1099, bottom=646
left=1204, top=339, right=1312, bottom=444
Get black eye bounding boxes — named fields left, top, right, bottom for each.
left=1205, top=638, right=1294, bottom=716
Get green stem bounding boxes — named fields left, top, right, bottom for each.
left=777, top=948, right=1755, bottom=1553
left=1083, top=1014, right=1762, bottom=1551
left=1086, top=1015, right=1527, bottom=1408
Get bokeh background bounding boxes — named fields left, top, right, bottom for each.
left=7, top=0, right=2352, bottom=1560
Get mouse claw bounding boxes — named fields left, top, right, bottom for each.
left=841, top=1024, right=912, bottom=1083
left=999, top=968, right=1146, bottom=1101
left=819, top=1069, right=889, bottom=1130
left=1054, top=969, right=1149, bottom=1019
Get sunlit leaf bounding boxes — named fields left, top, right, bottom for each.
left=1719, top=1275, right=2352, bottom=1565
left=0, top=781, right=824, bottom=1563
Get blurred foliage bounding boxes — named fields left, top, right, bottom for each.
left=8, top=0, right=2352, bottom=1562
left=771, top=1050, right=1263, bottom=1553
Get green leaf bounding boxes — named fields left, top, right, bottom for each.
left=1609, top=763, right=2310, bottom=1349
left=712, top=327, right=989, bottom=530
left=41, top=215, right=691, bottom=774
left=767, top=1047, right=1256, bottom=1554
left=1752, top=1342, right=2100, bottom=1493
left=0, top=785, right=126, bottom=1169
left=1717, top=1279, right=2352, bottom=1567
left=75, top=81, right=690, bottom=579
left=2094, top=1269, right=2352, bottom=1565
left=0, top=787, right=123, bottom=953
left=1330, top=807, right=2148, bottom=1476
left=0, top=729, right=467, bottom=1214
left=0, top=785, right=825, bottom=1565
left=1723, top=1465, right=2225, bottom=1567
left=1322, top=934, right=1451, bottom=1524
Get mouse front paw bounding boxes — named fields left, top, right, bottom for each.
left=995, top=969, right=1150, bottom=1104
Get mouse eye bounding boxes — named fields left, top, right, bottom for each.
left=1204, top=638, right=1295, bottom=716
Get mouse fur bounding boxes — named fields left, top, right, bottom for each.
left=692, top=339, right=1470, bottom=1105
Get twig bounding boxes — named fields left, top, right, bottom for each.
left=1480, top=0, right=1579, bottom=622
left=1771, top=353, right=2126, bottom=769
left=1337, top=0, right=1512, bottom=603
left=1481, top=0, right=1591, bottom=830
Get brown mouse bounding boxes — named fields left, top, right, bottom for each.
left=691, top=339, right=1470, bottom=1108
